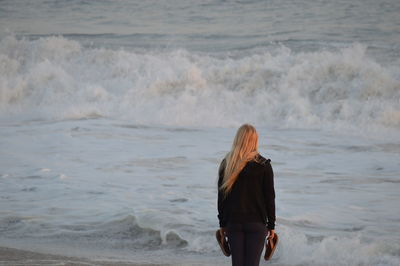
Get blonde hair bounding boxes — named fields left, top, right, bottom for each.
left=220, top=124, right=259, bottom=195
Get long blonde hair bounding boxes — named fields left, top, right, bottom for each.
left=220, top=124, right=259, bottom=195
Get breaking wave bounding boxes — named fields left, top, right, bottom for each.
left=0, top=214, right=188, bottom=250
left=1, top=35, right=399, bottom=132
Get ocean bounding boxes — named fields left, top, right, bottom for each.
left=0, top=0, right=399, bottom=265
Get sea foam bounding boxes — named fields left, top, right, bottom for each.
left=1, top=35, right=399, bottom=132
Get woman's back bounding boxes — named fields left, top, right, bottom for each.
left=218, top=156, right=275, bottom=228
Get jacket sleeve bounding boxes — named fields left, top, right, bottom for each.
left=217, top=159, right=227, bottom=227
left=264, top=161, right=276, bottom=230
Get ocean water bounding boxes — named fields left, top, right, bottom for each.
left=0, top=0, right=399, bottom=265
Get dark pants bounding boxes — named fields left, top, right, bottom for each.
left=226, top=223, right=267, bottom=266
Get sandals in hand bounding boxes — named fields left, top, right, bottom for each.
left=215, top=229, right=231, bottom=257
left=264, top=233, right=278, bottom=261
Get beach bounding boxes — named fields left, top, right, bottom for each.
left=1, top=0, right=399, bottom=265
left=0, top=246, right=169, bottom=266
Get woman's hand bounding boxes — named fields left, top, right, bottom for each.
left=267, top=229, right=275, bottom=240
left=220, top=227, right=227, bottom=237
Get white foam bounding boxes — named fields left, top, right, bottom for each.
left=275, top=226, right=400, bottom=266
left=59, top=174, right=68, bottom=180
left=1, top=35, right=399, bottom=134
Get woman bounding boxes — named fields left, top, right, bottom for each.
left=217, top=124, right=276, bottom=266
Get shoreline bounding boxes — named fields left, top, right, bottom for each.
left=0, top=246, right=169, bottom=266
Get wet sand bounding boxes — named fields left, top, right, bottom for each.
left=0, top=246, right=169, bottom=266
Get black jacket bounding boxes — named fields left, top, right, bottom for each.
left=217, top=155, right=276, bottom=229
